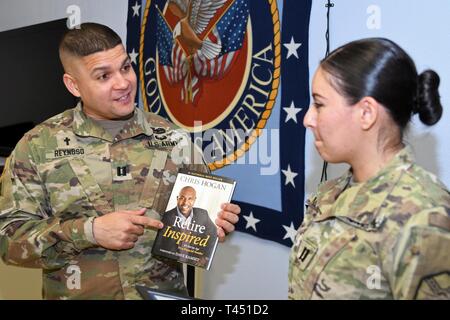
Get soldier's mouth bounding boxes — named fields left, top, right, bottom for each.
left=114, top=92, right=131, bottom=104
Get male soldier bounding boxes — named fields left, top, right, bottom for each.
left=0, top=23, right=240, bottom=299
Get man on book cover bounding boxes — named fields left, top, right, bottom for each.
left=158, top=186, right=217, bottom=266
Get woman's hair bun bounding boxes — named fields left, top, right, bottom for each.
left=416, top=69, right=442, bottom=125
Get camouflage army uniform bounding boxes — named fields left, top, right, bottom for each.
left=289, top=147, right=450, bottom=299
left=0, top=102, right=207, bottom=299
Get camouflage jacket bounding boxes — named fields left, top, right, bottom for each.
left=289, top=147, right=450, bottom=299
left=0, top=103, right=207, bottom=299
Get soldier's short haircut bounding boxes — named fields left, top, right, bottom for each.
left=59, top=22, right=122, bottom=58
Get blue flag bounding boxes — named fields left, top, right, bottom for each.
left=156, top=8, right=174, bottom=66
left=126, top=0, right=142, bottom=106
left=127, top=0, right=312, bottom=247
left=216, top=0, right=249, bottom=55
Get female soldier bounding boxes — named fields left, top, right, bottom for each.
left=289, top=38, right=450, bottom=299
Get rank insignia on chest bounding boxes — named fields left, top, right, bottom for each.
left=297, top=239, right=317, bottom=271
left=113, top=165, right=133, bottom=181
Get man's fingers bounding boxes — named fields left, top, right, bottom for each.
left=122, top=208, right=147, bottom=215
left=127, top=224, right=145, bottom=236
left=121, top=242, right=136, bottom=250
left=130, top=215, right=163, bottom=229
left=125, top=209, right=163, bottom=229
left=128, top=234, right=139, bottom=242
left=213, top=204, right=241, bottom=242
left=217, top=227, right=226, bottom=242
left=218, top=210, right=239, bottom=224
left=215, top=218, right=235, bottom=234
left=220, top=203, right=241, bottom=215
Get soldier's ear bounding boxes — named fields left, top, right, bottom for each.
left=63, top=73, right=81, bottom=98
left=357, top=96, right=378, bottom=131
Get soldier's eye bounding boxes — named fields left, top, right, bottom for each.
left=98, top=73, right=110, bottom=81
left=313, top=102, right=323, bottom=108
left=122, top=64, right=131, bottom=72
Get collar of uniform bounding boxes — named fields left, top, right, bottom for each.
left=72, top=102, right=153, bottom=142
left=72, top=102, right=113, bottom=141
left=313, top=146, right=414, bottom=229
left=112, top=107, right=153, bottom=142
left=309, top=171, right=352, bottom=221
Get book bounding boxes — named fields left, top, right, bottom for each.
left=152, top=169, right=237, bottom=270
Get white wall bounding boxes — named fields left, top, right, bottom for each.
left=1, top=0, right=449, bottom=300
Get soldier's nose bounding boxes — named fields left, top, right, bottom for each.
left=303, top=107, right=316, bottom=128
left=113, top=74, right=129, bottom=90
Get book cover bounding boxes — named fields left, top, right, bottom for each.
left=152, top=169, right=237, bottom=270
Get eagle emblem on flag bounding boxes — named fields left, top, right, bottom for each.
left=156, top=0, right=248, bottom=104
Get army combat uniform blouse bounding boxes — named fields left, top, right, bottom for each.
left=289, top=147, right=450, bottom=299
left=0, top=103, right=207, bottom=299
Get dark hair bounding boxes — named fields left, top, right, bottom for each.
left=320, top=38, right=442, bottom=130
left=59, top=22, right=122, bottom=57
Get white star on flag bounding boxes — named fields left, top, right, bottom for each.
left=243, top=211, right=260, bottom=232
left=282, top=222, right=298, bottom=243
left=283, top=36, right=302, bottom=59
left=282, top=165, right=298, bottom=188
left=283, top=101, right=303, bottom=123
left=132, top=2, right=141, bottom=17
left=129, top=48, right=139, bottom=65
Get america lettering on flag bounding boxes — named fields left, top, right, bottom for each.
left=156, top=0, right=249, bottom=104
